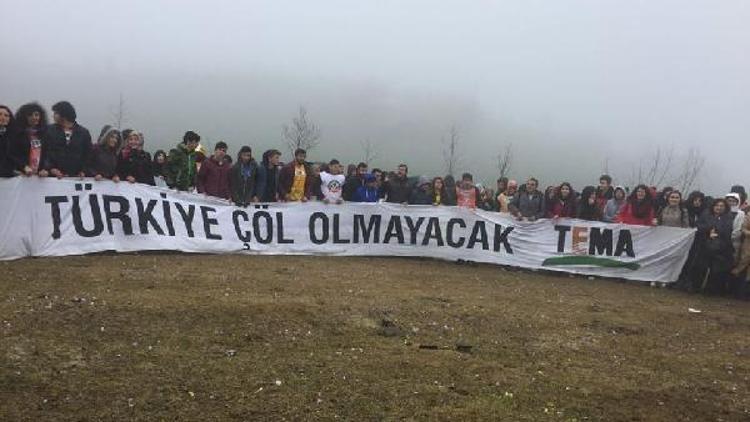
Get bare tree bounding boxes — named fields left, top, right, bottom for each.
left=442, top=125, right=461, bottom=177
left=672, top=147, right=705, bottom=193
left=602, top=157, right=610, bottom=175
left=282, top=106, right=321, bottom=154
left=644, top=146, right=674, bottom=187
left=496, top=143, right=513, bottom=179
left=360, top=138, right=379, bottom=165
left=109, top=93, right=127, bottom=131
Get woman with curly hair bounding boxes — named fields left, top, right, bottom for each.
left=7, top=102, right=48, bottom=176
left=546, top=182, right=577, bottom=218
left=616, top=184, right=656, bottom=226
left=577, top=186, right=602, bottom=221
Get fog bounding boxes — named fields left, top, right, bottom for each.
left=2, top=0, right=748, bottom=193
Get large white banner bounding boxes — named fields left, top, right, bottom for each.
left=0, top=178, right=696, bottom=282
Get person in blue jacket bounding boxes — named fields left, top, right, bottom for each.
left=352, top=173, right=379, bottom=202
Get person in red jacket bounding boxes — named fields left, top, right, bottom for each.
left=546, top=182, right=577, bottom=218
left=197, top=141, right=232, bottom=200
left=616, top=184, right=656, bottom=226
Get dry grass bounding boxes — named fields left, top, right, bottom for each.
left=1, top=255, right=749, bottom=421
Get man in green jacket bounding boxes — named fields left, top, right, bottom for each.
left=166, top=131, right=201, bottom=191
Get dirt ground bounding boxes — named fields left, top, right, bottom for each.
left=1, top=254, right=749, bottom=421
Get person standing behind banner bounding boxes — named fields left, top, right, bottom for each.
left=442, top=174, right=458, bottom=205
left=41, top=101, right=92, bottom=178
left=409, top=176, right=433, bottom=205
left=685, top=191, right=707, bottom=228
left=431, top=177, right=449, bottom=206
left=616, top=184, right=655, bottom=226
left=577, top=186, right=602, bottom=221
left=657, top=190, right=689, bottom=228
left=352, top=173, right=380, bottom=203
left=0, top=105, right=15, bottom=177
left=595, top=175, right=614, bottom=212
left=509, top=177, right=545, bottom=221
left=8, top=102, right=48, bottom=177
left=342, top=162, right=367, bottom=201
left=547, top=182, right=577, bottom=219
left=497, top=179, right=518, bottom=213
left=166, top=131, right=201, bottom=191
left=456, top=173, right=480, bottom=209
left=197, top=141, right=232, bottom=199
left=320, top=159, right=346, bottom=204
left=725, top=193, right=746, bottom=259
left=602, top=186, right=627, bottom=223
left=383, top=164, right=412, bottom=204
left=87, top=125, right=121, bottom=182
left=229, top=145, right=259, bottom=206
left=152, top=150, right=168, bottom=186
left=279, top=148, right=312, bottom=202
left=256, top=149, right=282, bottom=202
left=117, top=130, right=154, bottom=185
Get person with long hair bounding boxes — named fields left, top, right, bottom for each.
left=547, top=182, right=577, bottom=218
left=0, top=105, right=15, bottom=177
left=117, top=129, right=154, bottom=185
left=87, top=125, right=121, bottom=181
left=616, top=184, right=656, bottom=226
left=655, top=186, right=674, bottom=215
left=577, top=186, right=602, bottom=221
left=544, top=185, right=557, bottom=217
left=695, top=198, right=736, bottom=294
left=7, top=102, right=47, bottom=176
left=497, top=180, right=518, bottom=213
left=685, top=191, right=707, bottom=228
left=152, top=149, right=168, bottom=183
left=602, top=186, right=627, bottom=223
left=431, top=177, right=448, bottom=205
left=657, top=190, right=689, bottom=228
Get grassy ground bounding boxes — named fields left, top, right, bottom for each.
left=1, top=254, right=749, bottom=421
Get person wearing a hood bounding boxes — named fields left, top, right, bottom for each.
left=117, top=130, right=155, bottom=185
left=352, top=173, right=379, bottom=202
left=409, top=176, right=433, bottom=205
left=152, top=150, right=168, bottom=180
left=725, top=193, right=746, bottom=258
left=730, top=185, right=748, bottom=212
left=695, top=198, right=736, bottom=294
left=197, top=141, right=232, bottom=200
left=41, top=101, right=92, bottom=178
left=685, top=191, right=707, bottom=227
left=497, top=179, right=518, bottom=213
left=657, top=190, right=690, bottom=228
left=509, top=177, right=545, bottom=221
left=0, top=105, right=15, bottom=177
left=229, top=145, right=259, bottom=206
left=616, top=184, right=655, bottom=226
left=166, top=131, right=200, bottom=191
left=7, top=102, right=48, bottom=176
left=595, top=175, right=614, bottom=212
left=577, top=186, right=602, bottom=221
left=87, top=125, right=121, bottom=181
left=602, top=186, right=627, bottom=223
left=256, top=149, right=282, bottom=202
left=546, top=182, right=577, bottom=219
left=442, top=174, right=458, bottom=205
left=320, top=159, right=346, bottom=204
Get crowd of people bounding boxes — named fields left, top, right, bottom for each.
left=1, top=101, right=748, bottom=298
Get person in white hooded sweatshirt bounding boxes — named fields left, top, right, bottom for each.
left=725, top=193, right=746, bottom=260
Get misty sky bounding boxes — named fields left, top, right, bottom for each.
left=2, top=0, right=748, bottom=193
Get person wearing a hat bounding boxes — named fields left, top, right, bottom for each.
left=725, top=193, right=746, bottom=259
left=352, top=173, right=379, bottom=202
left=409, top=175, right=433, bottom=205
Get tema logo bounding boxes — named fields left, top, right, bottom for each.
left=542, top=225, right=640, bottom=271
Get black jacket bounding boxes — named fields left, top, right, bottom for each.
left=0, top=127, right=12, bottom=177
left=409, top=188, right=433, bottom=205
left=342, top=175, right=364, bottom=201
left=384, top=176, right=412, bottom=203
left=42, top=123, right=92, bottom=176
left=86, top=145, right=119, bottom=179
left=230, top=159, right=260, bottom=206
left=117, top=149, right=155, bottom=185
